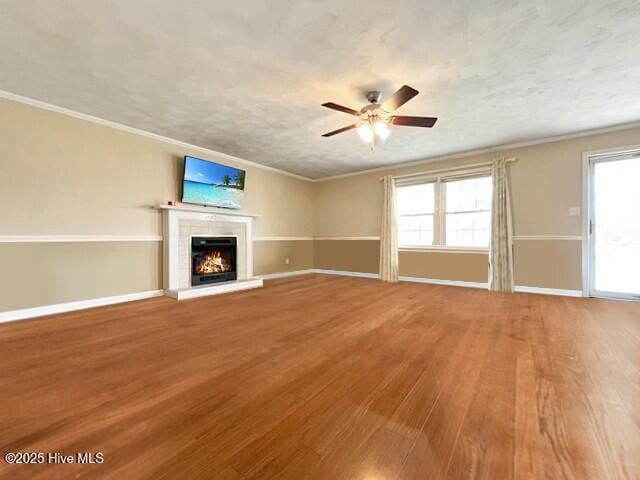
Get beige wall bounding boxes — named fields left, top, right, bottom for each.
left=314, top=240, right=489, bottom=283
left=0, top=242, right=161, bottom=311
left=314, top=126, right=640, bottom=289
left=0, top=98, right=314, bottom=237
left=314, top=240, right=380, bottom=273
left=2, top=95, right=640, bottom=312
left=400, top=251, right=489, bottom=283
left=513, top=239, right=582, bottom=290
left=313, top=239, right=581, bottom=290
left=253, top=240, right=314, bottom=276
left=0, top=98, right=314, bottom=311
left=315, top=128, right=640, bottom=237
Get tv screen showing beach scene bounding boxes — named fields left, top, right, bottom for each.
left=181, top=156, right=246, bottom=209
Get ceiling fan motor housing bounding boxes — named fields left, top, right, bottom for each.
left=365, top=91, right=381, bottom=104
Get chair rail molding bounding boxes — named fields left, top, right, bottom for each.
left=513, top=235, right=582, bottom=241
left=0, top=235, right=163, bottom=243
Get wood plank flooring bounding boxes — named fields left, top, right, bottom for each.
left=1, top=274, right=640, bottom=479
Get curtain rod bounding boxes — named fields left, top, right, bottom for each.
left=379, top=157, right=517, bottom=181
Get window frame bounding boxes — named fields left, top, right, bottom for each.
left=395, top=167, right=492, bottom=252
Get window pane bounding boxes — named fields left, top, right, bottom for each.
left=397, top=183, right=435, bottom=215
left=475, top=229, right=490, bottom=247
left=444, top=176, right=492, bottom=247
left=397, top=214, right=433, bottom=246
left=445, top=176, right=492, bottom=213
left=445, top=212, right=491, bottom=247
left=396, top=183, right=435, bottom=247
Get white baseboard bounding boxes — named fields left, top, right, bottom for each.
left=312, top=269, right=379, bottom=279
left=312, top=269, right=486, bottom=289
left=0, top=272, right=584, bottom=324
left=399, top=276, right=488, bottom=289
left=311, top=269, right=583, bottom=297
left=514, top=286, right=583, bottom=297
left=257, top=269, right=315, bottom=280
left=0, top=290, right=165, bottom=324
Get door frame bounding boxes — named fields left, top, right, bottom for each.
left=582, top=144, right=640, bottom=300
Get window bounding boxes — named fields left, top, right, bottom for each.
left=396, top=172, right=492, bottom=249
left=444, top=176, right=492, bottom=247
left=397, top=183, right=435, bottom=246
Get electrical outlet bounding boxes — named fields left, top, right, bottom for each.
left=569, top=207, right=580, bottom=216
left=285, top=257, right=290, bottom=265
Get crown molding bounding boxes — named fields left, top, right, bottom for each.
left=5, top=89, right=639, bottom=184
left=311, top=120, right=640, bottom=182
left=0, top=90, right=313, bottom=182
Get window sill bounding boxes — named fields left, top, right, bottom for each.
left=399, top=245, right=489, bottom=254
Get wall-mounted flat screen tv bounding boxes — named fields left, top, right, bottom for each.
left=181, top=156, right=245, bottom=209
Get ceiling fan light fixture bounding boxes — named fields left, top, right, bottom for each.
left=357, top=123, right=375, bottom=144
left=321, top=85, right=437, bottom=145
left=373, top=120, right=391, bottom=141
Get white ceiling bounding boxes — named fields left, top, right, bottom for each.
left=1, top=1, right=639, bottom=179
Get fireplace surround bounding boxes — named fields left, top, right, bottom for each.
left=160, top=203, right=262, bottom=300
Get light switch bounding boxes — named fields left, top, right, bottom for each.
left=569, top=207, right=581, bottom=216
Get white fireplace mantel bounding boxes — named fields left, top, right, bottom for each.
left=159, top=204, right=263, bottom=299
left=157, top=203, right=261, bottom=217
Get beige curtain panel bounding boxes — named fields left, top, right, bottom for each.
left=489, top=158, right=514, bottom=292
left=379, top=175, right=399, bottom=282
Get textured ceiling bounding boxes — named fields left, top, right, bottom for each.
left=1, top=0, right=640, bottom=179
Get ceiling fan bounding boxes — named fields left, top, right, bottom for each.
left=321, top=85, right=437, bottom=149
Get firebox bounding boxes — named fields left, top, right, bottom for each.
left=191, top=237, right=237, bottom=286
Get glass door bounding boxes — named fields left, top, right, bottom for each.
left=589, top=154, right=640, bottom=299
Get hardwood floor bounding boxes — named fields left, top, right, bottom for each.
left=1, top=274, right=639, bottom=479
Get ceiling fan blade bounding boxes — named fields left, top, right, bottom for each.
left=381, top=85, right=419, bottom=112
left=322, top=124, right=357, bottom=137
left=391, top=116, right=438, bottom=127
left=321, top=102, right=360, bottom=116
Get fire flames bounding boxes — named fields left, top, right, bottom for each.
left=195, top=250, right=231, bottom=274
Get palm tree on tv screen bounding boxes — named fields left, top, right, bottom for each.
left=221, top=174, right=231, bottom=186
left=234, top=171, right=245, bottom=189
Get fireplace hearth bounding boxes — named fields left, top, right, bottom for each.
left=191, top=237, right=237, bottom=286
